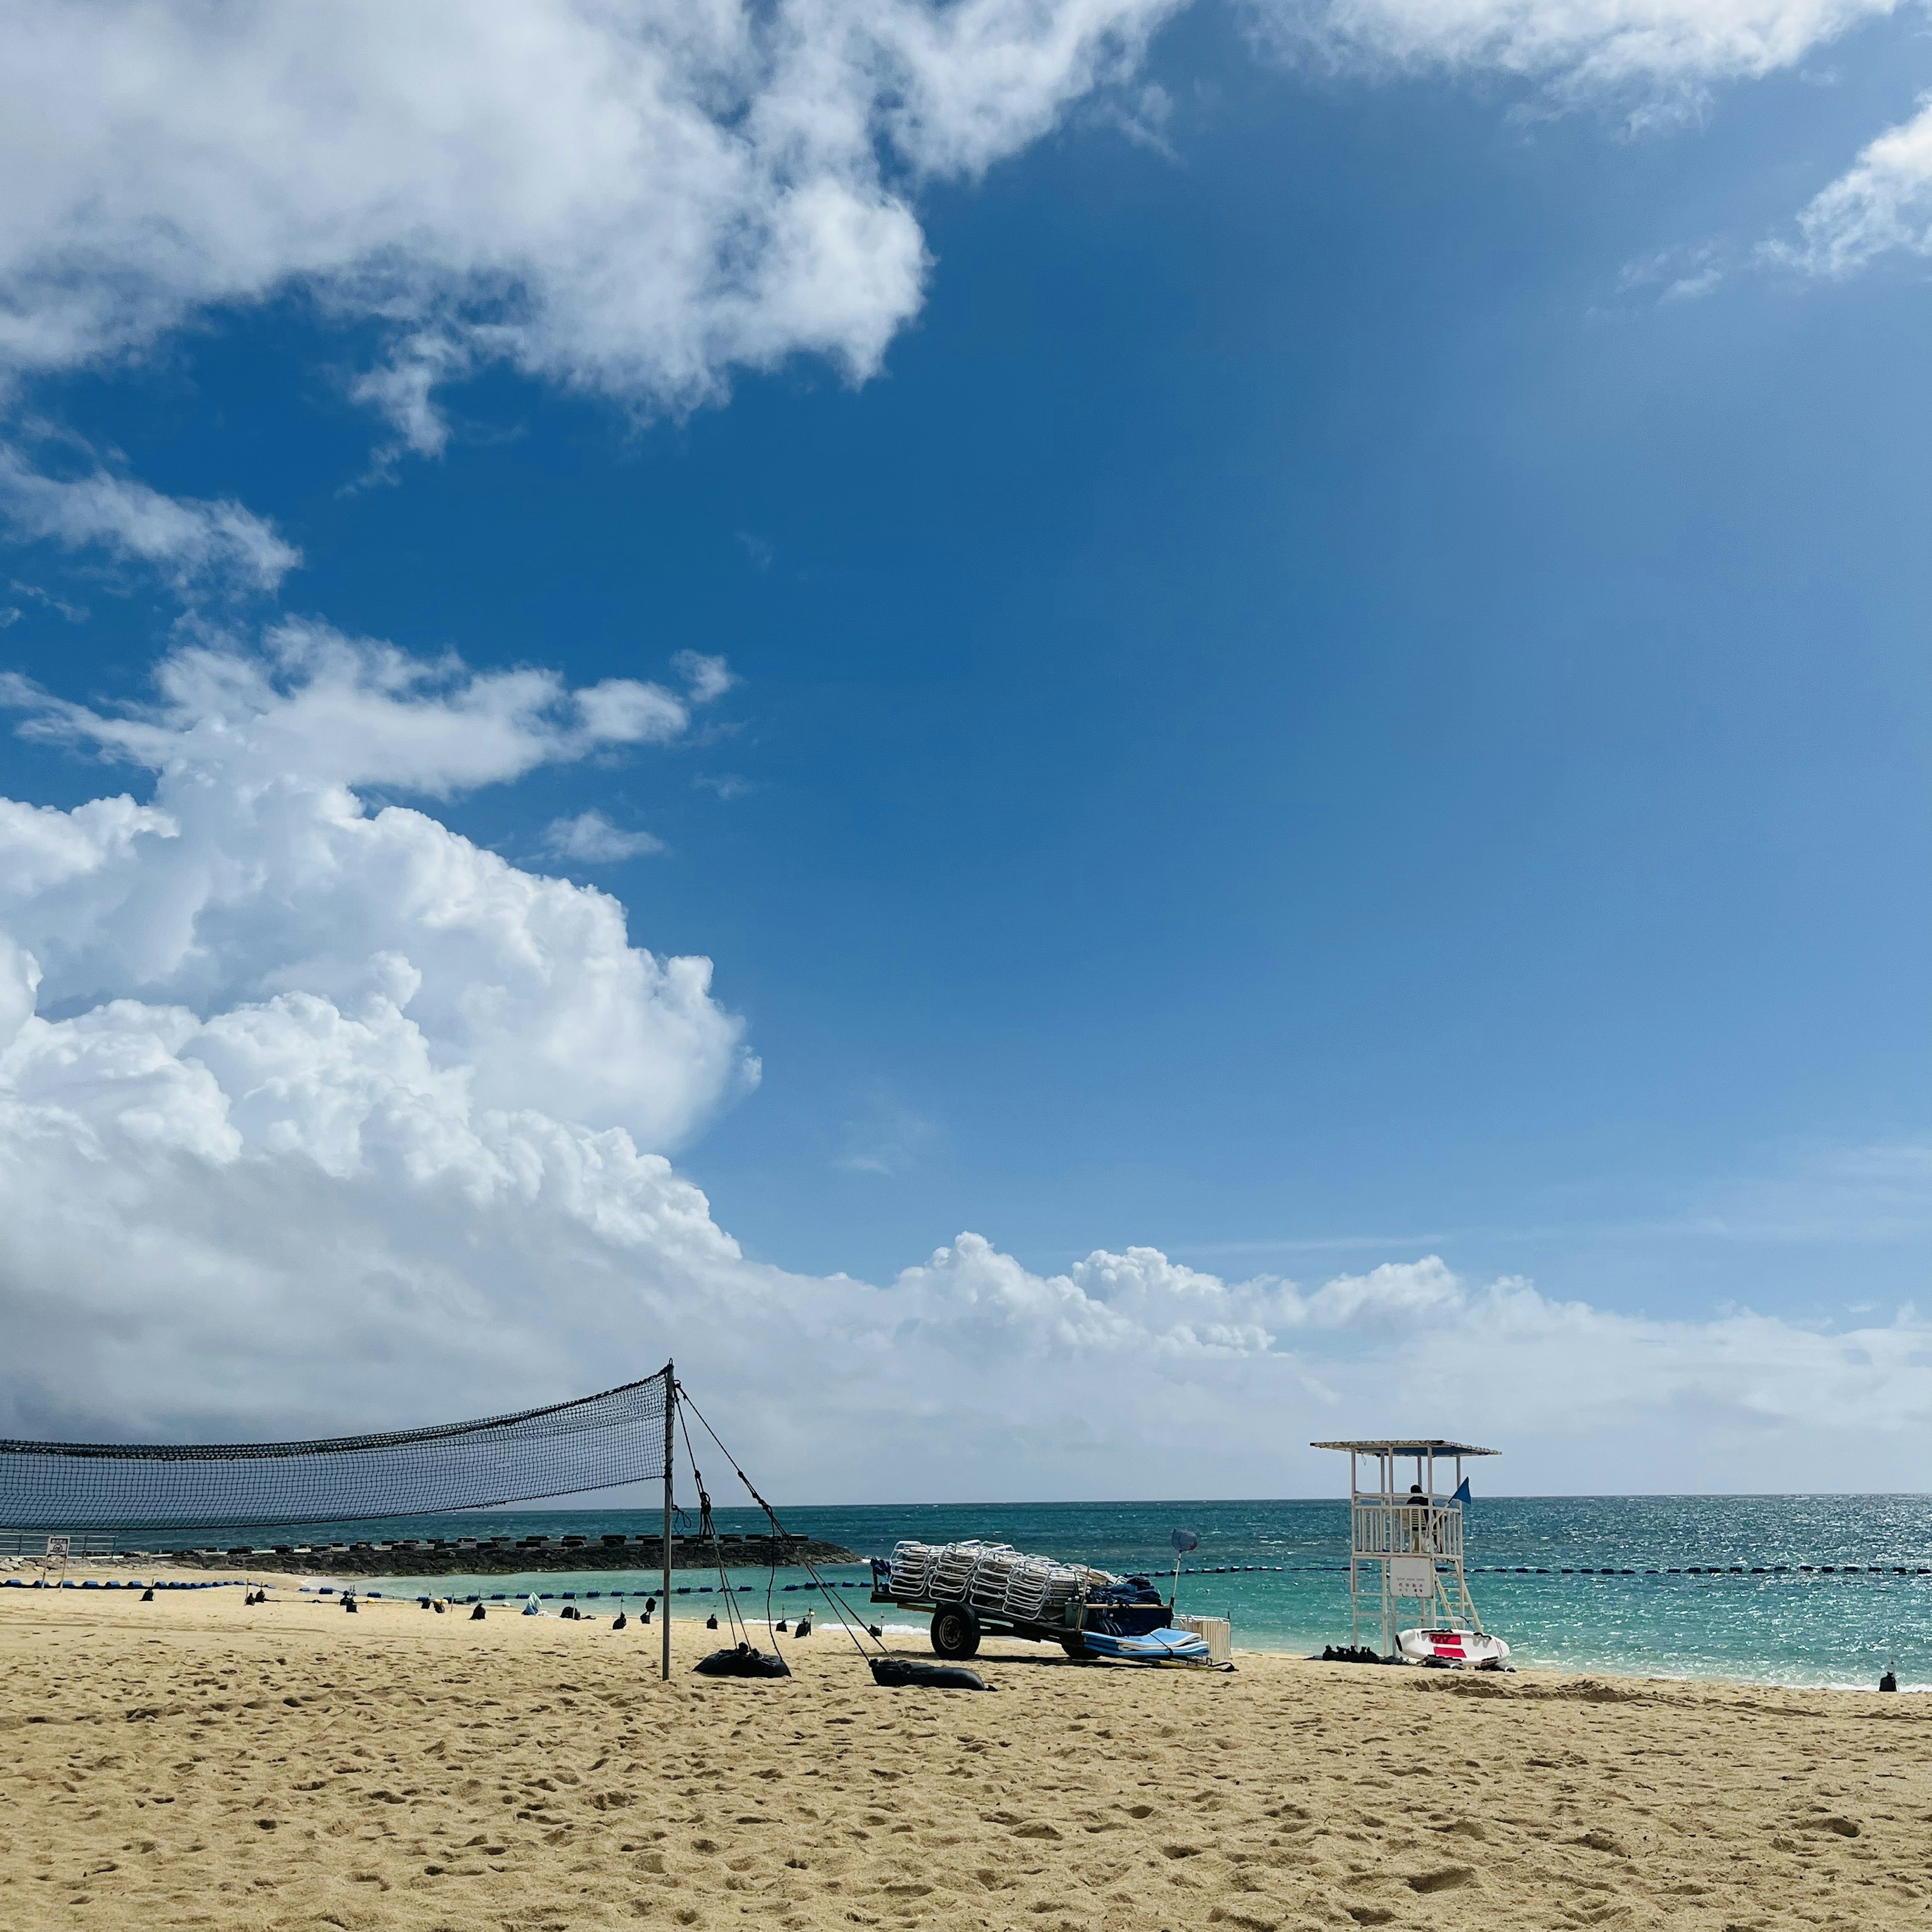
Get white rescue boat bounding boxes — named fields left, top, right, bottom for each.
left=1397, top=1626, right=1511, bottom=1668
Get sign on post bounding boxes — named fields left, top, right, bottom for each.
left=1390, top=1556, right=1434, bottom=1598
left=44, top=1536, right=71, bottom=1561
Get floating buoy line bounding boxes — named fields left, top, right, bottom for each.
left=1171, top=1563, right=1932, bottom=1578
left=12, top=1559, right=1928, bottom=1598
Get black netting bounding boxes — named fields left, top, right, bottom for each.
left=0, top=1370, right=671, bottom=1530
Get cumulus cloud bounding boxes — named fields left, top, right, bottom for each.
left=0, top=0, right=1181, bottom=449
left=0, top=444, right=299, bottom=593
left=0, top=633, right=754, bottom=1151
left=1255, top=0, right=1901, bottom=110
left=875, top=1237, right=1932, bottom=1494
left=544, top=809, right=667, bottom=863
left=1770, top=90, right=1932, bottom=275
left=0, top=635, right=1926, bottom=1490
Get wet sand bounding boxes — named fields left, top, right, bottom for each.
left=4, top=1568, right=1931, bottom=1929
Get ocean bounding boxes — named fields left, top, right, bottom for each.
left=151, top=1494, right=1932, bottom=1691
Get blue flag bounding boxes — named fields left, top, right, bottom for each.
left=1452, top=1478, right=1472, bottom=1505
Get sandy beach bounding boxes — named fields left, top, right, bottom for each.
left=4, top=1569, right=1930, bottom=1931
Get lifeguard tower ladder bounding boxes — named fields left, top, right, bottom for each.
left=1312, top=1438, right=1498, bottom=1659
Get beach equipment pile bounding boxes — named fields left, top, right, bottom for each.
left=889, top=1540, right=1115, bottom=1625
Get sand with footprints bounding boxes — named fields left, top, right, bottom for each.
left=4, top=1570, right=1931, bottom=1929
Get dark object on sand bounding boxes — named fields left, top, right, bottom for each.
left=869, top=1656, right=994, bottom=1692
left=868, top=1624, right=882, bottom=1638
left=613, top=1611, right=628, bottom=1630
left=1318, top=1644, right=1385, bottom=1664
left=343, top=1596, right=358, bottom=1613
left=140, top=1587, right=154, bottom=1601
left=432, top=1599, right=446, bottom=1614
left=695, top=1643, right=791, bottom=1679
left=795, top=1612, right=812, bottom=1637
left=775, top=1617, right=788, bottom=1633
left=705, top=1614, right=718, bottom=1629
left=1881, top=1670, right=1898, bottom=1693
left=470, top=1603, right=486, bottom=1621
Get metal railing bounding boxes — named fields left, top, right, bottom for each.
left=0, top=1531, right=120, bottom=1558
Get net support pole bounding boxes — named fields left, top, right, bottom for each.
left=661, top=1363, right=675, bottom=1683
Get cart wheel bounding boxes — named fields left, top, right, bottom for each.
left=931, top=1602, right=982, bottom=1659
left=1058, top=1634, right=1086, bottom=1659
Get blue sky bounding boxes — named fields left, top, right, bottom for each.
left=0, top=0, right=1928, bottom=1493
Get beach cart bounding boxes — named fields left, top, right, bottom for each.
left=870, top=1540, right=1183, bottom=1660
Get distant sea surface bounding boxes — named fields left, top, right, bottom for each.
left=145, top=1495, right=1932, bottom=1691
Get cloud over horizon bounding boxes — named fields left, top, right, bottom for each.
left=0, top=6, right=1925, bottom=1500
left=0, top=637, right=1926, bottom=1497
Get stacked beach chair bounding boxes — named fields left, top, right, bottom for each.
left=887, top=1539, right=1113, bottom=1624
left=888, top=1541, right=937, bottom=1599
left=1002, top=1553, right=1084, bottom=1621
left=931, top=1540, right=997, bottom=1603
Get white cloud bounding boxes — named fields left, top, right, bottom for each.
left=1256, top=0, right=1900, bottom=110
left=1769, top=89, right=1932, bottom=275
left=0, top=634, right=755, bottom=1151
left=672, top=650, right=738, bottom=704
left=5, top=622, right=728, bottom=797
left=544, top=809, right=667, bottom=863
left=0, top=0, right=1182, bottom=449
left=0, top=0, right=1912, bottom=502
left=0, top=635, right=1926, bottom=1488
left=0, top=444, right=299, bottom=593
left=7, top=579, right=88, bottom=623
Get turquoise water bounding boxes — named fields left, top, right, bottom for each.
left=171, top=1495, right=1932, bottom=1690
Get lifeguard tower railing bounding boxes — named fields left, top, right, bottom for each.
left=1313, top=1438, right=1497, bottom=1658
left=1351, top=1498, right=1464, bottom=1562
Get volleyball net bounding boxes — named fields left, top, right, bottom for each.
left=0, top=1367, right=673, bottom=1531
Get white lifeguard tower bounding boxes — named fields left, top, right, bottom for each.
left=1312, top=1438, right=1498, bottom=1659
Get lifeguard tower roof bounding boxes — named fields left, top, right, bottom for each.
left=1310, top=1439, right=1498, bottom=1457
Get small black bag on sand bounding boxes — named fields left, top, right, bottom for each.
left=868, top=1657, right=994, bottom=1692
left=695, top=1644, right=791, bottom=1679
